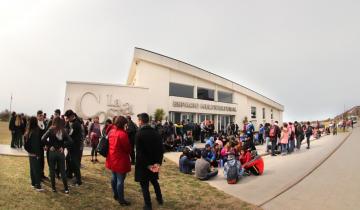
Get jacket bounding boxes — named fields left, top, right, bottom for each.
left=135, top=125, right=164, bottom=182
left=106, top=128, right=131, bottom=174
left=280, top=128, right=289, bottom=144
left=41, top=128, right=73, bottom=150
left=25, top=128, right=42, bottom=156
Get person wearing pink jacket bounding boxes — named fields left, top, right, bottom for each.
left=280, top=123, right=289, bottom=155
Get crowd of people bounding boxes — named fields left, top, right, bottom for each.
left=8, top=109, right=355, bottom=208
left=9, top=110, right=163, bottom=210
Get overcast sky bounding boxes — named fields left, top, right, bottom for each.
left=0, top=0, right=359, bottom=122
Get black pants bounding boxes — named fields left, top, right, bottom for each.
left=29, top=156, right=41, bottom=188
left=296, top=135, right=302, bottom=149
left=48, top=151, right=68, bottom=190
left=306, top=135, right=311, bottom=148
left=130, top=138, right=135, bottom=164
left=140, top=179, right=163, bottom=208
left=91, top=145, right=97, bottom=159
left=70, top=151, right=82, bottom=184
left=248, top=166, right=260, bottom=176
left=10, top=132, right=15, bottom=147
left=271, top=139, right=277, bottom=155
left=39, top=149, right=45, bottom=177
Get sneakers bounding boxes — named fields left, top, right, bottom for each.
left=35, top=188, right=45, bottom=192
left=71, top=181, right=82, bottom=187
left=64, top=189, right=69, bottom=194
left=52, top=189, right=57, bottom=193
left=157, top=198, right=164, bottom=205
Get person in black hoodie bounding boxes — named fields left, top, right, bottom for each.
left=24, top=116, right=44, bottom=192
left=135, top=113, right=164, bottom=210
left=126, top=116, right=138, bottom=165
left=64, top=110, right=83, bottom=186
left=9, top=112, right=16, bottom=148
left=41, top=117, right=72, bottom=194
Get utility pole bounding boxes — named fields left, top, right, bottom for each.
left=9, top=93, right=13, bottom=113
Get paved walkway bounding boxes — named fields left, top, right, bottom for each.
left=0, top=145, right=92, bottom=157
left=263, top=126, right=360, bottom=210
left=164, top=131, right=352, bottom=206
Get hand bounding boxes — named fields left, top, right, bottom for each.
left=59, top=147, right=64, bottom=153
left=50, top=146, right=55, bottom=152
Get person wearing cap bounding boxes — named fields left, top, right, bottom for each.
left=64, top=109, right=82, bottom=186
left=195, top=151, right=218, bottom=181
left=135, top=113, right=164, bottom=210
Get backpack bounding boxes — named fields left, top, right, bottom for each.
left=226, top=163, right=239, bottom=184
left=97, top=135, right=109, bottom=157
left=269, top=126, right=276, bottom=138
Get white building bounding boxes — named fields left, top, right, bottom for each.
left=64, top=48, right=284, bottom=131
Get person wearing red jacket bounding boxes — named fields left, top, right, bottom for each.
left=240, top=150, right=264, bottom=176
left=105, top=116, right=131, bottom=206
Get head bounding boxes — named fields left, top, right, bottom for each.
left=105, top=119, right=112, bottom=126
left=201, top=151, right=208, bottom=159
left=54, top=109, right=61, bottom=118
left=205, top=144, right=211, bottom=151
left=115, top=116, right=127, bottom=130
left=126, top=116, right=132, bottom=122
left=37, top=110, right=44, bottom=122
left=307, top=121, right=311, bottom=125
left=93, top=116, right=99, bottom=123
left=283, top=123, right=288, bottom=129
left=137, top=113, right=150, bottom=126
left=11, top=112, right=16, bottom=117
left=52, top=117, right=64, bottom=132
left=64, top=110, right=76, bottom=122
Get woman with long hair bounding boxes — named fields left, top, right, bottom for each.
left=24, top=116, right=44, bottom=191
left=41, top=117, right=73, bottom=194
left=106, top=116, right=131, bottom=206
left=88, top=116, right=101, bottom=162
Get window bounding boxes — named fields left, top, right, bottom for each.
left=169, top=83, right=194, bottom=98
left=197, top=87, right=214, bottom=101
left=251, top=107, right=257, bottom=119
left=218, top=91, right=233, bottom=103
left=271, top=109, right=273, bottom=120
left=262, top=108, right=266, bottom=119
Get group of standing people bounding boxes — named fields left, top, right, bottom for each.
left=12, top=109, right=84, bottom=194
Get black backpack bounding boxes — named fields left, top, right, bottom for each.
left=227, top=162, right=239, bottom=184
left=97, top=135, right=109, bottom=157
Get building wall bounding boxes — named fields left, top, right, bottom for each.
left=64, top=82, right=149, bottom=123
left=132, top=60, right=283, bottom=128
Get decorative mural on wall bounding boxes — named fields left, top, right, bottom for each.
left=76, top=92, right=134, bottom=122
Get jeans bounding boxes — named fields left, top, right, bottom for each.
left=288, top=139, right=295, bottom=153
left=111, top=172, right=127, bottom=202
left=14, top=133, right=23, bottom=148
left=200, top=169, right=218, bottom=181
left=48, top=151, right=68, bottom=190
left=265, top=137, right=270, bottom=152
left=140, top=179, right=163, bottom=208
left=271, top=139, right=277, bottom=155
left=281, top=144, right=287, bottom=154
left=29, top=156, right=41, bottom=188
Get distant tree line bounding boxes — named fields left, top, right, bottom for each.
left=0, top=109, right=10, bottom=121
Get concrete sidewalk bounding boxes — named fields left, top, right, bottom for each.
left=0, top=144, right=92, bottom=157
left=164, top=131, right=351, bottom=206
left=263, top=127, right=360, bottom=210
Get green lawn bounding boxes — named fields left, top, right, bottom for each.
left=0, top=121, right=259, bottom=210
left=0, top=156, right=259, bottom=210
left=0, top=121, right=10, bottom=144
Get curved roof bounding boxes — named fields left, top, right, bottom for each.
left=127, top=47, right=284, bottom=111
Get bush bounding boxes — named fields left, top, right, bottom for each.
left=154, top=109, right=165, bottom=122
left=0, top=109, right=10, bottom=121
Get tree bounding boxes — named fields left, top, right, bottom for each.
left=154, top=109, right=165, bottom=122
left=0, top=109, right=10, bottom=121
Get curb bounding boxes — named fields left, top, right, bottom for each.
left=258, top=128, right=354, bottom=207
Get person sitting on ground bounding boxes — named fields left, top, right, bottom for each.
left=195, top=151, right=218, bottom=181
left=241, top=150, right=264, bottom=176
left=221, top=142, right=235, bottom=163
left=179, top=148, right=196, bottom=174
left=215, top=136, right=223, bottom=149
left=242, top=135, right=256, bottom=151
left=205, top=136, right=215, bottom=148
left=224, top=154, right=244, bottom=184
left=204, top=144, right=216, bottom=166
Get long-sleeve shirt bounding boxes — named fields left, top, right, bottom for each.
left=41, top=129, right=72, bottom=150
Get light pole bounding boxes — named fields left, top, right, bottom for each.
left=9, top=93, right=13, bottom=114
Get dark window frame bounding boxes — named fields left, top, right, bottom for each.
left=197, top=87, right=215, bottom=101
left=169, top=82, right=194, bottom=98
left=217, top=91, right=233, bottom=103
left=251, top=106, right=257, bottom=119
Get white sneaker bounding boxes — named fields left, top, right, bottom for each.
left=36, top=188, right=45, bottom=192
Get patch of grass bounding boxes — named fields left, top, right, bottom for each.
left=0, top=155, right=260, bottom=210
left=0, top=121, right=10, bottom=144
